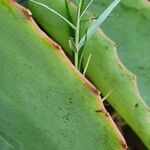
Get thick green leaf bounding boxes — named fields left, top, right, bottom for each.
left=0, top=0, right=126, bottom=149
left=89, top=0, right=150, bottom=106
left=27, top=0, right=150, bottom=148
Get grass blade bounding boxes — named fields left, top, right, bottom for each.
left=79, top=0, right=121, bottom=48
left=80, top=0, right=93, bottom=19
left=69, top=38, right=77, bottom=52
left=78, top=20, right=90, bottom=70
left=29, top=0, right=77, bottom=30
left=74, top=0, right=83, bottom=69
left=102, top=90, right=113, bottom=102
left=83, top=53, right=92, bottom=76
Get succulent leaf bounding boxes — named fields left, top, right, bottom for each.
left=0, top=0, right=126, bottom=149
left=26, top=0, right=150, bottom=148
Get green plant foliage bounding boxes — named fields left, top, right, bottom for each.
left=29, top=0, right=120, bottom=70
left=27, top=0, right=150, bottom=148
left=79, top=0, right=121, bottom=48
left=89, top=0, right=150, bottom=106
left=0, top=0, right=126, bottom=149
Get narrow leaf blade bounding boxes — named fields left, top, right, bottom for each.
left=79, top=0, right=121, bottom=48
left=29, top=0, right=77, bottom=30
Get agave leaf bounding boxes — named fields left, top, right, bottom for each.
left=29, top=0, right=77, bottom=30
left=89, top=0, right=150, bottom=106
left=27, top=0, right=150, bottom=148
left=0, top=0, right=126, bottom=149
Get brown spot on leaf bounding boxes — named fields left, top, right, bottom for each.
left=21, top=8, right=32, bottom=20
left=104, top=112, right=109, bottom=117
left=52, top=43, right=61, bottom=50
left=91, top=88, right=100, bottom=95
left=121, top=140, right=128, bottom=150
left=95, top=109, right=102, bottom=113
left=95, top=109, right=109, bottom=117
